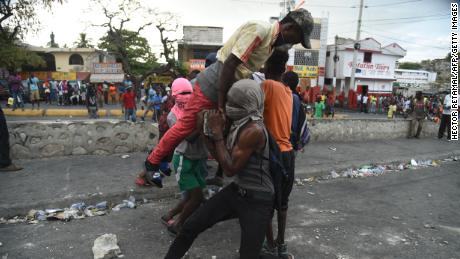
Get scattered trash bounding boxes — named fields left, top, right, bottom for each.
left=315, top=156, right=458, bottom=182
left=92, top=234, right=122, bottom=259
left=303, top=177, right=316, bottom=182
left=96, top=201, right=108, bottom=210
left=70, top=202, right=86, bottom=211
left=442, top=240, right=449, bottom=245
left=45, top=209, right=64, bottom=214
left=112, top=200, right=136, bottom=212
left=330, top=210, right=338, bottom=214
left=128, top=196, right=136, bottom=203
left=330, top=171, right=340, bottom=179
left=315, top=236, right=320, bottom=240
left=120, top=155, right=130, bottom=159
left=424, top=224, right=435, bottom=229
left=0, top=242, right=2, bottom=247
left=328, top=147, right=337, bottom=151
left=392, top=216, right=400, bottom=220
left=427, top=193, right=432, bottom=198
left=294, top=178, right=304, bottom=186
left=307, top=191, right=315, bottom=196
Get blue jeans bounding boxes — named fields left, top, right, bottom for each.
left=125, top=108, right=136, bottom=122
left=12, top=91, right=24, bottom=109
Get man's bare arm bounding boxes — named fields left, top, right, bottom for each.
left=217, top=54, right=242, bottom=111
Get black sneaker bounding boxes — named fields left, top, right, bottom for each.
left=160, top=168, right=172, bottom=177
left=146, top=171, right=163, bottom=188
left=278, top=243, right=294, bottom=259
left=260, top=240, right=277, bottom=257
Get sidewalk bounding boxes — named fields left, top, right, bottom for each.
left=0, top=138, right=458, bottom=218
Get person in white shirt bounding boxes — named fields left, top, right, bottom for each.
left=357, top=93, right=362, bottom=112
left=438, top=93, right=452, bottom=140
left=362, top=94, right=368, bottom=113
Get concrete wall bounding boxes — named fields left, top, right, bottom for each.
left=7, top=118, right=439, bottom=159
left=309, top=118, right=438, bottom=142
left=8, top=120, right=158, bottom=159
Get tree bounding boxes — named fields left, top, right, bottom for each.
left=0, top=38, right=45, bottom=71
left=98, top=30, right=157, bottom=75
left=92, top=0, right=173, bottom=88
left=0, top=0, right=62, bottom=41
left=155, top=12, right=179, bottom=65
left=47, top=32, right=59, bottom=47
left=0, top=0, right=62, bottom=71
left=398, top=62, right=422, bottom=70
left=74, top=33, right=94, bottom=48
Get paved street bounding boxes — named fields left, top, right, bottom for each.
left=0, top=161, right=459, bottom=259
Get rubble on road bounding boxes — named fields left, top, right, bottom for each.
left=294, top=155, right=458, bottom=186
left=0, top=195, right=143, bottom=225
left=92, top=234, right=122, bottom=259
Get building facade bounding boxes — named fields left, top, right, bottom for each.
left=394, top=69, right=437, bottom=88
left=325, top=37, right=406, bottom=107
left=177, top=26, right=223, bottom=72
left=21, top=46, right=116, bottom=81
left=286, top=17, right=328, bottom=90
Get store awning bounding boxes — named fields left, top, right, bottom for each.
left=90, top=73, right=124, bottom=83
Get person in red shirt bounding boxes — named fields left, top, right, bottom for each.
left=122, top=86, right=137, bottom=122
left=97, top=84, right=104, bottom=108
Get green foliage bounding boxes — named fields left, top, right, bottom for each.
left=175, top=61, right=189, bottom=77
left=0, top=38, right=44, bottom=71
left=0, top=0, right=60, bottom=71
left=398, top=62, right=422, bottom=70
left=74, top=33, right=94, bottom=48
left=98, top=29, right=158, bottom=76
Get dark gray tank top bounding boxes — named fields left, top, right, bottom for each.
left=235, top=121, right=274, bottom=194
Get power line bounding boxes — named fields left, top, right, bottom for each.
left=363, top=16, right=449, bottom=26
left=329, top=13, right=448, bottom=25
left=361, top=29, right=449, bottom=50
left=364, top=13, right=449, bottom=22
left=362, top=0, right=422, bottom=8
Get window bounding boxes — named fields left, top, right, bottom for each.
left=294, top=50, right=319, bottom=66
left=326, top=51, right=330, bottom=57
left=363, top=52, right=372, bottom=63
left=192, top=49, right=209, bottom=59
left=310, top=23, right=321, bottom=40
left=69, top=54, right=84, bottom=65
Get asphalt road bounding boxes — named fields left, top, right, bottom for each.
left=0, top=162, right=459, bottom=259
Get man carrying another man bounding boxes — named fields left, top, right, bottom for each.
left=142, top=9, right=314, bottom=182
left=164, top=79, right=273, bottom=259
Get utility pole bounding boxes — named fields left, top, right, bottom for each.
left=333, top=35, right=339, bottom=92
left=349, top=0, right=364, bottom=94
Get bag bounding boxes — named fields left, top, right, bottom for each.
left=291, top=103, right=311, bottom=151
left=263, top=128, right=288, bottom=210
left=8, top=97, right=14, bottom=106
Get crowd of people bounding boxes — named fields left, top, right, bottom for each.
left=1, top=7, right=456, bottom=259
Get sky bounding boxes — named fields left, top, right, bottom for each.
left=25, top=0, right=454, bottom=62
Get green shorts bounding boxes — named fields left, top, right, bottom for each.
left=172, top=154, right=206, bottom=192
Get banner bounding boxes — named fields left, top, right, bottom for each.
left=51, top=72, right=77, bottom=80
left=189, top=59, right=206, bottom=71
left=151, top=76, right=172, bottom=85
left=93, top=63, right=123, bottom=74
left=293, top=65, right=318, bottom=78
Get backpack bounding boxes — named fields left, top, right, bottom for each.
left=291, top=98, right=311, bottom=151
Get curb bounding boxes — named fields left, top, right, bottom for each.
left=1, top=150, right=459, bottom=219
left=4, top=108, right=146, bottom=118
